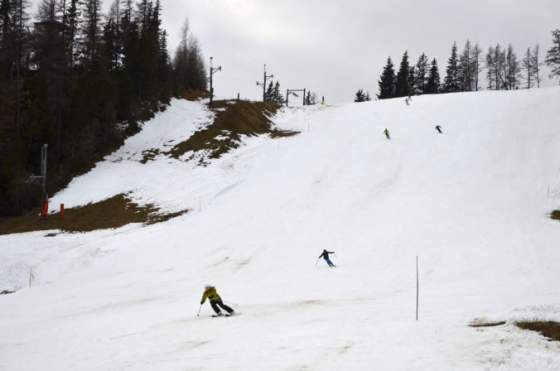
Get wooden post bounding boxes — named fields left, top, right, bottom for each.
left=60, top=204, right=65, bottom=221
left=416, top=256, right=419, bottom=321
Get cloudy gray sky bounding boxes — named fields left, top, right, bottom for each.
left=32, top=0, right=560, bottom=103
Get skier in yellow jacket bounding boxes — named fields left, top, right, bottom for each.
left=200, top=286, right=235, bottom=316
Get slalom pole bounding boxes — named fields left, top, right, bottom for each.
left=416, top=256, right=419, bottom=321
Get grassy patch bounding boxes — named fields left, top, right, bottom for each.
left=517, top=321, right=560, bottom=342
left=167, top=100, right=299, bottom=164
left=551, top=210, right=560, bottom=221
left=0, top=194, right=188, bottom=236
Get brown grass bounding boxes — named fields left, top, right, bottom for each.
left=551, top=210, right=560, bottom=221
left=167, top=100, right=299, bottom=164
left=516, top=321, right=560, bottom=342
left=0, top=194, right=188, bottom=236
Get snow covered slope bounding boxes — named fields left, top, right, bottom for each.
left=1, top=89, right=560, bottom=371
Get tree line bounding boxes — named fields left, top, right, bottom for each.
left=372, top=30, right=560, bottom=100
left=0, top=0, right=207, bottom=216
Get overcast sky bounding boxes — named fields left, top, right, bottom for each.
left=33, top=0, right=560, bottom=103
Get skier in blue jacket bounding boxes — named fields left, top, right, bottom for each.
left=318, top=249, right=336, bottom=267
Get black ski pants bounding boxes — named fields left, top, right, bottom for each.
left=210, top=298, right=234, bottom=314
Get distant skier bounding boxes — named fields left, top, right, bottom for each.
left=384, top=128, right=391, bottom=140
left=200, top=285, right=235, bottom=317
left=318, top=249, right=336, bottom=267
left=435, top=125, right=443, bottom=134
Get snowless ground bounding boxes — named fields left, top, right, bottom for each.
left=1, top=89, right=560, bottom=371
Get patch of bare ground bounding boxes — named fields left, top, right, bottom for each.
left=0, top=194, right=188, bottom=236
left=516, top=321, right=560, bottom=342
left=182, top=89, right=208, bottom=101
left=167, top=100, right=299, bottom=164
left=469, top=321, right=507, bottom=328
left=140, top=148, right=161, bottom=164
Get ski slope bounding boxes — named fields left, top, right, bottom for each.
left=1, top=89, right=560, bottom=371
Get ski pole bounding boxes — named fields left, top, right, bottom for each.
left=197, top=304, right=202, bottom=317
left=315, top=258, right=320, bottom=266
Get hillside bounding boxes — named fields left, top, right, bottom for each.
left=1, top=89, right=560, bottom=371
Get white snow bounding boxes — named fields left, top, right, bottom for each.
left=1, top=89, right=560, bottom=370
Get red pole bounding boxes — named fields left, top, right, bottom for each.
left=60, top=204, right=64, bottom=221
left=41, top=198, right=49, bottom=218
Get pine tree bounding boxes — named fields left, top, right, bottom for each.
left=471, top=43, right=482, bottom=91
left=443, top=42, right=460, bottom=92
left=408, top=66, right=415, bottom=95
left=60, top=0, right=80, bottom=68
left=522, top=47, right=533, bottom=89
left=81, top=0, right=102, bottom=66
left=173, top=18, right=206, bottom=93
left=157, top=29, right=172, bottom=102
left=486, top=44, right=506, bottom=90
left=458, top=40, right=473, bottom=91
left=532, top=44, right=541, bottom=88
left=103, top=0, right=122, bottom=70
left=264, top=81, right=274, bottom=102
left=504, top=45, right=520, bottom=90
left=272, top=81, right=283, bottom=105
left=546, top=29, right=560, bottom=82
left=425, top=58, right=440, bottom=94
left=354, top=89, right=366, bottom=102
left=395, top=51, right=411, bottom=97
left=377, top=57, right=396, bottom=99
left=414, top=53, right=429, bottom=94
left=187, top=38, right=206, bottom=90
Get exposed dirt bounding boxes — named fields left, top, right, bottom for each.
left=182, top=89, right=209, bottom=101
left=167, top=100, right=299, bottom=165
left=469, top=321, right=507, bottom=328
left=140, top=148, right=161, bottom=164
left=516, top=321, right=560, bottom=342
left=0, top=194, right=188, bottom=236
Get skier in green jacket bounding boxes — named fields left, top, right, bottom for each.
left=384, top=128, right=391, bottom=140
left=200, top=286, right=235, bottom=316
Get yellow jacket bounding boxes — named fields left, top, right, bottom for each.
left=201, top=287, right=221, bottom=304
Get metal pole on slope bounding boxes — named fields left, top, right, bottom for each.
left=416, top=256, right=419, bottom=321
left=256, top=64, right=274, bottom=102
left=209, top=57, right=222, bottom=106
